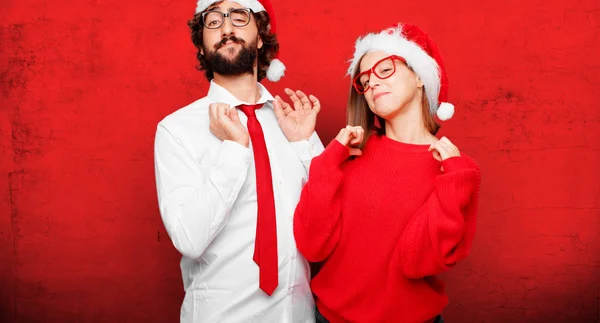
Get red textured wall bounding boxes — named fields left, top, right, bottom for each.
left=2, top=0, right=599, bottom=322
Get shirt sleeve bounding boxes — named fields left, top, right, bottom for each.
left=398, top=155, right=481, bottom=279
left=289, top=131, right=325, bottom=175
left=293, top=140, right=349, bottom=262
left=154, top=124, right=251, bottom=259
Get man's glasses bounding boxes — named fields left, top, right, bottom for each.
left=353, top=55, right=407, bottom=94
left=201, top=8, right=253, bottom=29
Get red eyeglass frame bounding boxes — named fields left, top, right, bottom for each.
left=353, top=55, right=407, bottom=94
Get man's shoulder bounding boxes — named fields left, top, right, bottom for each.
left=157, top=96, right=211, bottom=131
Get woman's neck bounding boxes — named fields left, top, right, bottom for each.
left=384, top=99, right=437, bottom=145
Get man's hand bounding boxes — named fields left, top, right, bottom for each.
left=209, top=103, right=249, bottom=147
left=273, top=88, right=320, bottom=142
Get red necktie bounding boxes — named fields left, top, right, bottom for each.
left=237, top=103, right=278, bottom=296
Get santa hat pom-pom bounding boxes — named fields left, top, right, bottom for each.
left=266, top=58, right=285, bottom=82
left=436, top=102, right=455, bottom=121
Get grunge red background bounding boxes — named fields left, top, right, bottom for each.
left=1, top=0, right=599, bottom=322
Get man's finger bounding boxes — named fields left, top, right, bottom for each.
left=309, top=95, right=321, bottom=113
left=275, top=95, right=293, bottom=115
left=228, top=108, right=241, bottom=124
left=296, top=90, right=311, bottom=110
left=284, top=88, right=302, bottom=110
left=216, top=104, right=228, bottom=121
left=272, top=99, right=285, bottom=121
left=209, top=103, right=218, bottom=122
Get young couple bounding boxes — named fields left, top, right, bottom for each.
left=154, top=1, right=481, bottom=322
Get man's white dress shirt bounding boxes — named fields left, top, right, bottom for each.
left=154, top=81, right=324, bottom=323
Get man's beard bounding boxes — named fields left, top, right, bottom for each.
left=203, top=36, right=258, bottom=76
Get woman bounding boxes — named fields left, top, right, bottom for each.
left=293, top=23, right=481, bottom=323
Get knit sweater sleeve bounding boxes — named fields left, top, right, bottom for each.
left=398, top=155, right=481, bottom=279
left=293, top=140, right=349, bottom=263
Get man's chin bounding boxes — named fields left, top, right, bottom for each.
left=217, top=55, right=242, bottom=65
left=218, top=44, right=241, bottom=56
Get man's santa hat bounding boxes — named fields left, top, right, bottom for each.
left=348, top=23, right=455, bottom=121
left=195, top=0, right=285, bottom=82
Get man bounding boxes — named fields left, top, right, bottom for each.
left=154, top=0, right=324, bottom=322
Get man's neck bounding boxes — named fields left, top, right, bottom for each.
left=212, top=73, right=261, bottom=104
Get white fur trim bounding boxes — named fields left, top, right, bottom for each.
left=196, top=0, right=265, bottom=14
left=436, top=102, right=454, bottom=120
left=348, top=26, right=441, bottom=118
left=266, top=58, right=285, bottom=82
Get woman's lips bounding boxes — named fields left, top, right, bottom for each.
left=374, top=92, right=390, bottom=102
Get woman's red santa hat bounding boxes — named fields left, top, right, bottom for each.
left=195, top=0, right=285, bottom=82
left=348, top=23, right=455, bottom=121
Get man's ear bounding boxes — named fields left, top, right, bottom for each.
left=257, top=36, right=263, bottom=50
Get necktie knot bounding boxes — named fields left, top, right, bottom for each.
left=237, top=103, right=263, bottom=118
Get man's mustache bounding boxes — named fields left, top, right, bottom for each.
left=215, top=36, right=245, bottom=50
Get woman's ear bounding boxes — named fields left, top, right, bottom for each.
left=416, top=75, right=424, bottom=88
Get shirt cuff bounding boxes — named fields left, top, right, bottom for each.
left=218, top=140, right=251, bottom=168
left=289, top=139, right=312, bottom=163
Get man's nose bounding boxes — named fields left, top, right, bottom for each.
left=221, top=16, right=234, bottom=36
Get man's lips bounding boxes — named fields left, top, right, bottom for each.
left=220, top=41, right=237, bottom=49
left=216, top=37, right=243, bottom=50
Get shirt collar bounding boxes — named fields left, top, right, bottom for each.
left=206, top=80, right=275, bottom=108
